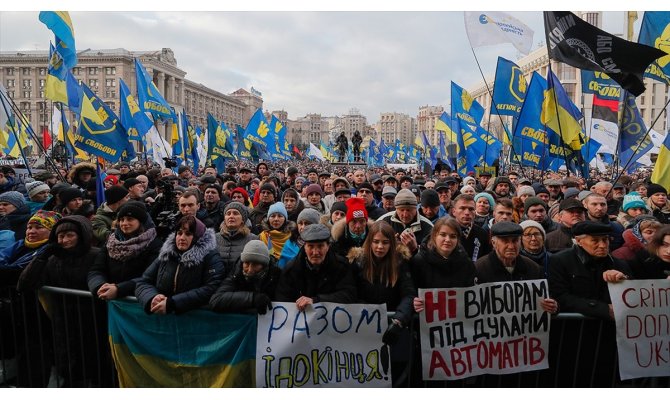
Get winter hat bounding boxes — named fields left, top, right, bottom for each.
left=516, top=185, right=536, bottom=197
left=0, top=191, right=26, bottom=209
left=519, top=220, right=546, bottom=240
left=345, top=197, right=368, bottom=223
left=240, top=240, right=270, bottom=266
left=184, top=217, right=207, bottom=240
left=224, top=202, right=249, bottom=222
left=420, top=189, right=441, bottom=207
left=394, top=188, right=417, bottom=207
left=260, top=183, right=276, bottom=196
left=230, top=187, right=250, bottom=204
left=105, top=185, right=129, bottom=205
left=26, top=181, right=50, bottom=199
left=123, top=178, right=141, bottom=189
left=647, top=183, right=667, bottom=197
left=563, top=187, right=580, bottom=200
left=116, top=201, right=149, bottom=224
left=623, top=192, right=647, bottom=212
left=297, top=208, right=321, bottom=225
left=330, top=201, right=347, bottom=215
left=104, top=175, right=119, bottom=186
left=268, top=202, right=288, bottom=219
left=177, top=165, right=190, bottom=174
left=524, top=196, right=548, bottom=213
left=305, top=183, right=323, bottom=197
left=28, top=210, right=62, bottom=230
left=295, top=176, right=307, bottom=185
left=59, top=187, right=83, bottom=205
left=462, top=176, right=476, bottom=186
left=474, top=192, right=495, bottom=209
left=50, top=182, right=71, bottom=197
left=282, top=188, right=300, bottom=201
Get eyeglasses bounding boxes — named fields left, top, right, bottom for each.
left=523, top=233, right=543, bottom=238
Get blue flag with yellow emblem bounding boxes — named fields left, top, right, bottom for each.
left=119, top=79, right=153, bottom=144
left=181, top=112, right=199, bottom=171
left=512, top=72, right=549, bottom=169
left=619, top=91, right=654, bottom=168
left=135, top=58, right=175, bottom=122
left=580, top=70, right=621, bottom=101
left=243, top=109, right=270, bottom=156
left=39, top=11, right=77, bottom=69
left=206, top=113, right=235, bottom=172
left=45, top=43, right=82, bottom=114
left=76, top=84, right=133, bottom=162
left=492, top=56, right=527, bottom=119
left=639, top=11, right=670, bottom=85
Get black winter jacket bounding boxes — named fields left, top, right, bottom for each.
left=410, top=243, right=476, bottom=290
left=274, top=248, right=357, bottom=304
left=135, top=229, right=224, bottom=314
left=209, top=258, right=281, bottom=313
left=475, top=252, right=544, bottom=283
left=0, top=203, right=31, bottom=241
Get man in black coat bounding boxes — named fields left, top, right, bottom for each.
left=450, top=194, right=491, bottom=261
left=275, top=224, right=357, bottom=310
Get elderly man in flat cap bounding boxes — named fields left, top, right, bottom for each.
left=275, top=224, right=357, bottom=311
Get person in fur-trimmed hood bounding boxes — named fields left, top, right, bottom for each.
left=135, top=215, right=224, bottom=314
left=67, top=162, right=96, bottom=193
left=330, top=197, right=373, bottom=258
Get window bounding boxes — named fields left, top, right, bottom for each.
left=105, top=101, right=116, bottom=111
left=105, top=67, right=116, bottom=75
left=38, top=68, right=46, bottom=76
left=88, top=67, right=98, bottom=75
left=652, top=109, right=657, bottom=121
left=77, top=79, right=83, bottom=85
left=105, top=90, right=116, bottom=98
left=8, top=91, right=14, bottom=99
left=21, top=102, right=30, bottom=111
left=22, top=79, right=31, bottom=88
left=73, top=67, right=82, bottom=76
left=22, top=91, right=31, bottom=99
left=6, top=68, right=14, bottom=76
left=21, top=67, right=30, bottom=75
left=38, top=90, right=44, bottom=99
left=6, top=79, right=14, bottom=87
left=641, top=96, right=645, bottom=105
left=89, top=79, right=98, bottom=87
left=105, top=78, right=116, bottom=87
left=39, top=79, right=45, bottom=88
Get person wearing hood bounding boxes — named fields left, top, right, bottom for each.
left=282, top=187, right=305, bottom=222
left=216, top=202, right=258, bottom=276
left=25, top=180, right=51, bottom=214
left=473, top=192, right=494, bottom=228
left=17, top=215, right=101, bottom=387
left=209, top=240, right=281, bottom=314
left=259, top=202, right=295, bottom=263
left=0, top=191, right=32, bottom=242
left=612, top=215, right=661, bottom=263
left=331, top=197, right=374, bottom=257
left=92, top=185, right=130, bottom=245
left=66, top=162, right=96, bottom=194
left=88, top=201, right=163, bottom=301
left=135, top=216, right=224, bottom=314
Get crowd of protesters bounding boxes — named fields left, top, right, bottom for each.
left=0, top=157, right=668, bottom=387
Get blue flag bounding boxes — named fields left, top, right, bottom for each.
left=39, top=12, right=77, bottom=69
left=76, top=84, right=133, bottom=162
left=580, top=70, right=621, bottom=101
left=451, top=81, right=491, bottom=175
left=95, top=160, right=106, bottom=207
left=243, top=109, right=270, bottom=156
left=639, top=12, right=670, bottom=85
left=619, top=91, right=654, bottom=168
left=181, top=113, right=199, bottom=171
left=206, top=113, right=235, bottom=172
left=45, top=43, right=82, bottom=113
left=119, top=79, right=153, bottom=144
left=492, top=56, right=527, bottom=119
left=512, top=72, right=549, bottom=169
left=135, top=59, right=175, bottom=122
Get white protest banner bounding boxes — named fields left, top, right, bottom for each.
left=256, top=302, right=391, bottom=388
left=419, top=280, right=550, bottom=380
left=609, top=279, right=670, bottom=380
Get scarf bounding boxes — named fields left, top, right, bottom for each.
left=106, top=227, right=157, bottom=261
left=265, top=229, right=291, bottom=260
left=461, top=223, right=473, bottom=239
left=24, top=237, right=49, bottom=249
left=631, top=221, right=647, bottom=244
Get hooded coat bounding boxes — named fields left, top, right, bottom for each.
left=0, top=202, right=31, bottom=241
left=330, top=219, right=375, bottom=258
left=135, top=229, right=224, bottom=314
left=209, top=258, right=282, bottom=313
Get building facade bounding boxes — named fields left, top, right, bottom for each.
left=376, top=112, right=416, bottom=146
left=416, top=105, right=445, bottom=146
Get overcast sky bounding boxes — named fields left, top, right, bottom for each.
left=0, top=10, right=634, bottom=123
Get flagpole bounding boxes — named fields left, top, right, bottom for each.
left=0, top=94, right=31, bottom=176
left=467, top=45, right=526, bottom=177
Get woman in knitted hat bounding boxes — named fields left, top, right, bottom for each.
left=57, top=187, right=84, bottom=216
left=473, top=192, right=494, bottom=228
left=617, top=191, right=649, bottom=228
left=303, top=183, right=327, bottom=214
left=135, top=215, right=224, bottom=315
left=0, top=190, right=32, bottom=241
left=210, top=240, right=281, bottom=314
left=25, top=180, right=51, bottom=213
left=216, top=202, right=258, bottom=276
left=348, top=221, right=415, bottom=349
left=0, top=210, right=61, bottom=275
left=281, top=188, right=305, bottom=222
left=645, top=183, right=670, bottom=224
left=276, top=208, right=321, bottom=269
left=259, top=202, right=295, bottom=264
left=88, top=201, right=163, bottom=301
left=230, top=187, right=252, bottom=208
left=17, top=215, right=101, bottom=387
left=519, top=220, right=550, bottom=276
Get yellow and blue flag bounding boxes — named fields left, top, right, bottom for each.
left=541, top=70, right=583, bottom=150
left=451, top=82, right=495, bottom=175
left=135, top=59, right=175, bottom=122
left=39, top=11, right=76, bottom=69
left=269, top=115, right=289, bottom=159
left=435, top=112, right=457, bottom=143
left=108, top=300, right=256, bottom=388
left=492, top=56, right=527, bottom=119
left=511, top=72, right=549, bottom=169
left=652, top=129, right=670, bottom=190
left=181, top=113, right=200, bottom=171
left=619, top=91, right=654, bottom=168
left=119, top=79, right=153, bottom=144
left=45, top=43, right=82, bottom=113
left=206, top=113, right=235, bottom=172
left=235, top=124, right=252, bottom=159
left=76, top=84, right=133, bottom=162
left=639, top=11, right=670, bottom=85
left=243, top=109, right=270, bottom=154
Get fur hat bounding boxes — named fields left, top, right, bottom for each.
left=240, top=240, right=270, bottom=266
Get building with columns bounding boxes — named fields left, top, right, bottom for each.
left=0, top=47, right=254, bottom=151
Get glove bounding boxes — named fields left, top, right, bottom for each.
left=382, top=321, right=403, bottom=346
left=253, top=293, right=272, bottom=315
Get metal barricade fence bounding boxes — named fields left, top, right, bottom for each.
left=0, top=284, right=667, bottom=388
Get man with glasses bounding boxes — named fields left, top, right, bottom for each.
left=356, top=182, right=385, bottom=220
left=434, top=182, right=452, bottom=213
left=370, top=174, right=384, bottom=204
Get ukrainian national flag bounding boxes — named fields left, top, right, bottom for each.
left=652, top=131, right=670, bottom=191
left=39, top=11, right=77, bottom=68
left=108, top=301, right=256, bottom=388
left=541, top=71, right=583, bottom=148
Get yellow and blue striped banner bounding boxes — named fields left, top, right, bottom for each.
left=108, top=300, right=256, bottom=387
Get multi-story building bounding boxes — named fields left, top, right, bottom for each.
left=416, top=105, right=445, bottom=146
left=0, top=47, right=254, bottom=152
left=229, top=88, right=263, bottom=126
left=376, top=112, right=416, bottom=146
left=341, top=108, right=367, bottom=138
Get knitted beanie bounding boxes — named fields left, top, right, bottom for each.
left=0, top=190, right=26, bottom=209
left=394, top=189, right=417, bottom=207
left=622, top=192, right=647, bottom=212
left=224, top=202, right=249, bottom=222
left=28, top=210, right=62, bottom=230
left=105, top=185, right=129, bottom=205
left=230, top=187, right=250, bottom=204
left=345, top=197, right=368, bottom=223
left=26, top=181, right=50, bottom=199
left=647, top=183, right=667, bottom=197
left=297, top=208, right=321, bottom=225
left=240, top=240, right=270, bottom=266
left=516, top=185, right=536, bottom=197
left=474, top=192, right=495, bottom=209
left=268, top=202, right=288, bottom=219
left=305, top=183, right=323, bottom=197
left=519, top=220, right=546, bottom=240
left=59, top=187, right=83, bottom=205
left=116, top=201, right=148, bottom=224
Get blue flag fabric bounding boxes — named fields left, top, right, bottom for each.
left=492, top=56, right=527, bottom=118
left=639, top=12, right=670, bottom=85
left=580, top=70, right=622, bottom=101
left=206, top=113, right=235, bottom=172
left=76, top=84, right=133, bottom=162
left=236, top=124, right=251, bottom=159
left=39, top=12, right=77, bottom=69
left=512, top=72, right=549, bottom=169
left=619, top=91, right=654, bottom=168
left=181, top=113, right=199, bottom=171
left=451, top=81, right=491, bottom=175
left=95, top=160, right=106, bottom=207
left=243, top=109, right=270, bottom=151
left=135, top=59, right=175, bottom=122
left=119, top=79, right=153, bottom=144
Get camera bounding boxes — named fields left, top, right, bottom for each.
left=163, top=157, right=178, bottom=168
